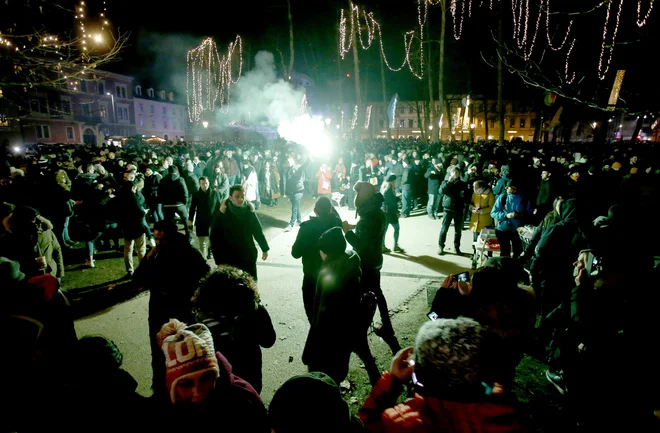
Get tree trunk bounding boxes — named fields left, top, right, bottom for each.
left=484, top=98, right=489, bottom=139
left=497, top=0, right=505, bottom=145
left=379, top=47, right=391, bottom=139
left=533, top=98, right=542, bottom=144
left=416, top=102, right=424, bottom=139
left=438, top=0, right=450, bottom=141
left=286, top=0, right=295, bottom=79
left=426, top=13, right=435, bottom=143
left=337, top=18, right=344, bottom=131
left=349, top=0, right=362, bottom=138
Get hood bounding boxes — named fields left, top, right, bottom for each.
left=214, top=351, right=237, bottom=389
left=559, top=198, right=579, bottom=222
left=357, top=193, right=384, bottom=217
left=219, top=199, right=255, bottom=214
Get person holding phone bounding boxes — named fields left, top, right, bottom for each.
left=358, top=317, right=523, bottom=433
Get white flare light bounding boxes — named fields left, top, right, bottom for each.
left=278, top=114, right=331, bottom=157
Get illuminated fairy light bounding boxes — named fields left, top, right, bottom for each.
left=450, top=0, right=466, bottom=40
left=364, top=105, right=372, bottom=129
left=510, top=0, right=541, bottom=60
left=564, top=39, right=576, bottom=84
left=186, top=35, right=243, bottom=123
left=637, top=0, right=655, bottom=26
left=598, top=0, right=623, bottom=80
left=351, top=105, right=359, bottom=129
left=544, top=0, right=573, bottom=51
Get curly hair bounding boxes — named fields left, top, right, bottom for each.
left=192, top=265, right=260, bottom=317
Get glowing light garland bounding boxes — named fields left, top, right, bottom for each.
left=637, top=0, right=654, bottom=26
left=598, top=0, right=623, bottom=80
left=451, top=0, right=466, bottom=40
left=364, top=105, right=372, bottom=129
left=186, top=36, right=243, bottom=123
left=351, top=104, right=359, bottom=129
left=544, top=0, right=573, bottom=51
left=564, top=39, right=576, bottom=84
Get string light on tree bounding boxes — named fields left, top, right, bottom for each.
left=364, top=105, right=372, bottom=129
left=598, top=0, right=623, bottom=80
left=544, top=0, right=573, bottom=51
left=186, top=35, right=243, bottom=123
left=351, top=105, right=359, bottom=129
left=637, top=0, right=654, bottom=26
left=450, top=0, right=466, bottom=40
left=564, top=39, right=576, bottom=84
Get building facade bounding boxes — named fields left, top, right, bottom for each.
left=16, top=71, right=137, bottom=146
left=133, top=86, right=188, bottom=141
left=366, top=95, right=538, bottom=142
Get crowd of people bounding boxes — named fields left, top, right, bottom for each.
left=2, top=136, right=659, bottom=432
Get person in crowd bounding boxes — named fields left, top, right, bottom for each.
left=424, top=157, right=444, bottom=220
left=143, top=165, right=163, bottom=223
left=159, top=165, right=191, bottom=239
left=316, top=163, right=333, bottom=197
left=291, top=196, right=342, bottom=322
left=303, top=226, right=381, bottom=385
left=188, top=176, right=220, bottom=260
left=490, top=178, right=531, bottom=259
left=192, top=265, right=276, bottom=393
left=400, top=158, right=413, bottom=218
left=380, top=174, right=404, bottom=253
left=284, top=155, right=306, bottom=232
left=358, top=317, right=526, bottom=433
left=242, top=160, right=260, bottom=210
left=468, top=179, right=495, bottom=268
left=222, top=150, right=240, bottom=186
left=342, top=181, right=401, bottom=355
left=210, top=184, right=269, bottom=280
left=155, top=319, right=270, bottom=433
left=269, top=372, right=365, bottom=433
left=133, top=220, right=210, bottom=395
left=116, top=178, right=150, bottom=277
left=210, top=160, right=230, bottom=202
left=259, top=160, right=281, bottom=207
left=333, top=157, right=347, bottom=192
left=437, top=167, right=469, bottom=256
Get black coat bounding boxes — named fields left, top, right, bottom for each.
left=189, top=188, right=221, bottom=237
left=345, top=193, right=386, bottom=271
left=291, top=211, right=342, bottom=278
left=158, top=173, right=188, bottom=205
left=284, top=164, right=306, bottom=196
left=424, top=165, right=443, bottom=194
left=116, top=191, right=148, bottom=240
left=210, top=200, right=269, bottom=279
left=382, top=187, right=400, bottom=224
left=438, top=178, right=469, bottom=212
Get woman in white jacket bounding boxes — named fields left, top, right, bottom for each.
left=242, top=162, right=260, bottom=209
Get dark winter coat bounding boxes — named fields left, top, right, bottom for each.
left=302, top=250, right=365, bottom=384
left=291, top=211, right=342, bottom=278
left=345, top=193, right=386, bottom=271
left=424, top=165, right=443, bottom=194
left=189, top=188, right=221, bottom=237
left=201, top=304, right=276, bottom=394
left=438, top=178, right=469, bottom=212
left=284, top=163, right=306, bottom=196
left=158, top=173, right=188, bottom=206
left=143, top=173, right=161, bottom=206
left=116, top=190, right=149, bottom=240
left=210, top=200, right=269, bottom=279
left=382, top=187, right=400, bottom=225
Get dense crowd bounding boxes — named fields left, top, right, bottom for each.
left=2, top=137, right=659, bottom=432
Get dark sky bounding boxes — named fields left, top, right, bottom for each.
left=99, top=0, right=658, bottom=112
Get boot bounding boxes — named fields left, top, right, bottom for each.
left=374, top=324, right=402, bottom=355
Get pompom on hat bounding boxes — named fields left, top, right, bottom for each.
left=157, top=319, right=219, bottom=403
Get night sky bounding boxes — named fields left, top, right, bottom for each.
left=96, top=0, right=659, bottom=112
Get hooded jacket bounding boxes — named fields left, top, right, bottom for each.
left=345, top=193, right=386, bottom=271
left=158, top=172, right=189, bottom=206
left=291, top=210, right=342, bottom=278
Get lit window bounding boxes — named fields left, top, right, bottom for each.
left=66, top=126, right=74, bottom=140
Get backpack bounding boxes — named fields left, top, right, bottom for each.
left=494, top=193, right=507, bottom=226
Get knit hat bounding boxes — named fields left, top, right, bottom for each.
left=269, top=372, right=361, bottom=433
left=157, top=319, right=220, bottom=404
left=318, top=227, right=347, bottom=257
left=630, top=167, right=638, bottom=174
left=0, top=257, right=25, bottom=283
left=611, top=162, right=622, bottom=170
left=414, top=317, right=482, bottom=396
left=386, top=174, right=397, bottom=182
left=353, top=181, right=376, bottom=209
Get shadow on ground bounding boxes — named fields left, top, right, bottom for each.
left=67, top=279, right=148, bottom=319
left=398, top=253, right=468, bottom=275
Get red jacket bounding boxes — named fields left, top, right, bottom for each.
left=359, top=372, right=526, bottom=433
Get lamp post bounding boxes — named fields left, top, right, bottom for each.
left=106, top=92, right=115, bottom=123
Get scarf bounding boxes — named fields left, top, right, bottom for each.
left=227, top=200, right=250, bottom=216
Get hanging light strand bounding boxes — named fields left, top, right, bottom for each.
left=450, top=0, right=466, bottom=40
left=544, top=0, right=573, bottom=51
left=364, top=105, right=372, bottom=129
left=637, top=0, right=654, bottom=26
left=598, top=0, right=623, bottom=80
left=564, top=39, right=576, bottom=84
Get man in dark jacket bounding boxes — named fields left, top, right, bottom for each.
left=284, top=156, right=306, bottom=232
left=400, top=159, right=413, bottom=217
left=424, top=158, right=444, bottom=219
left=342, top=181, right=401, bottom=355
left=291, top=196, right=342, bottom=323
left=158, top=165, right=190, bottom=238
left=437, top=167, right=468, bottom=256
left=189, top=176, right=221, bottom=260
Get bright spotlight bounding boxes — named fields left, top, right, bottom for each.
left=325, top=118, right=331, bottom=126
left=12, top=146, right=20, bottom=153
left=202, top=121, right=209, bottom=128
left=93, top=34, right=103, bottom=44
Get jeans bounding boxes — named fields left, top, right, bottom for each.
left=362, top=268, right=401, bottom=354
left=124, top=234, right=146, bottom=274
left=87, top=222, right=119, bottom=258
left=495, top=229, right=522, bottom=258
left=197, top=236, right=210, bottom=259
left=427, top=194, right=439, bottom=216
left=382, top=221, right=400, bottom=248
left=289, top=192, right=303, bottom=226
left=401, top=188, right=412, bottom=216
left=438, top=210, right=462, bottom=249
left=62, top=216, right=71, bottom=243
left=162, top=204, right=190, bottom=236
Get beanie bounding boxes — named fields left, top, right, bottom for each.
left=353, top=181, right=376, bottom=209
left=630, top=167, right=638, bottom=174
left=611, top=162, right=622, bottom=169
left=318, top=227, right=347, bottom=256
left=0, top=257, right=25, bottom=283
left=269, top=372, right=360, bottom=433
left=157, top=319, right=220, bottom=403
left=386, top=174, right=397, bottom=182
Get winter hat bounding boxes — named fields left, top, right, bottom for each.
left=157, top=319, right=220, bottom=404
left=269, top=372, right=361, bottom=433
left=353, top=181, right=376, bottom=209
left=414, top=317, right=482, bottom=396
left=75, top=336, right=123, bottom=379
left=0, top=257, right=25, bottom=283
left=611, top=162, right=622, bottom=170
left=318, top=227, right=347, bottom=257
left=630, top=167, right=638, bottom=174
left=386, top=174, right=397, bottom=182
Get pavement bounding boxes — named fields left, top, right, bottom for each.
left=70, top=198, right=476, bottom=404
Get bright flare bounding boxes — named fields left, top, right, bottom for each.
left=278, top=114, right=330, bottom=157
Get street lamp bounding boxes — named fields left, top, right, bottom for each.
left=202, top=121, right=209, bottom=128
left=106, top=92, right=115, bottom=123
left=93, top=34, right=104, bottom=44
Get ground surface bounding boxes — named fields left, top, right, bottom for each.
left=66, top=196, right=563, bottom=432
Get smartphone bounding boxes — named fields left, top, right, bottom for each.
left=585, top=252, right=597, bottom=274
left=427, top=311, right=439, bottom=321
left=453, top=271, right=470, bottom=283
